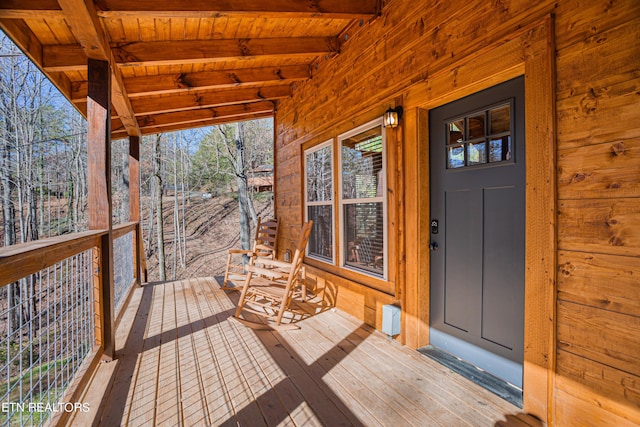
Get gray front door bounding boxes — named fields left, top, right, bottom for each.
left=429, top=76, right=525, bottom=387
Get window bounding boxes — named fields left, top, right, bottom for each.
left=339, top=119, right=386, bottom=278
left=304, top=142, right=333, bottom=261
left=446, top=101, right=513, bottom=169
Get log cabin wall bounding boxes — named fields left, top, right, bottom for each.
left=274, top=0, right=639, bottom=424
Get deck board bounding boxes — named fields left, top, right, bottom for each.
left=155, top=282, right=182, bottom=426
left=177, top=280, right=210, bottom=426
left=89, top=277, right=535, bottom=427
left=127, top=282, right=164, bottom=426
left=308, top=312, right=470, bottom=426
left=288, top=315, right=446, bottom=427
left=333, top=310, right=522, bottom=423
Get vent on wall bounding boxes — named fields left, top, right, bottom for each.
left=382, top=304, right=401, bottom=337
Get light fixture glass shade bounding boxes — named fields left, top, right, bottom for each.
left=383, top=110, right=398, bottom=128
left=383, top=107, right=402, bottom=128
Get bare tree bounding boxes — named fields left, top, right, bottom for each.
left=171, top=133, right=182, bottom=279
left=213, top=123, right=255, bottom=252
left=179, top=133, right=189, bottom=265
left=0, top=125, right=16, bottom=246
left=153, top=134, right=166, bottom=280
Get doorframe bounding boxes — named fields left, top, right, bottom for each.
left=401, top=16, right=556, bottom=423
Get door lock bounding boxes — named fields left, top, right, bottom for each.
left=431, top=219, right=439, bottom=234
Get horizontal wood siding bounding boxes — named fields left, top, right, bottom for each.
left=304, top=266, right=396, bottom=329
left=554, top=1, right=640, bottom=424
left=557, top=251, right=640, bottom=316
left=275, top=0, right=640, bottom=424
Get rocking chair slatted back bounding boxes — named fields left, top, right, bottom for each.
left=222, top=217, right=279, bottom=289
left=253, top=218, right=279, bottom=258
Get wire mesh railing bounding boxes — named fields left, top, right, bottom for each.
left=0, top=250, right=95, bottom=427
left=113, top=230, right=135, bottom=315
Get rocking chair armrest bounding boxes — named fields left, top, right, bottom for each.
left=256, top=258, right=293, bottom=270
left=245, top=265, right=287, bottom=280
left=254, top=244, right=275, bottom=252
left=227, top=249, right=255, bottom=255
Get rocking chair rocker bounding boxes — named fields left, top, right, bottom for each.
left=233, top=221, right=313, bottom=330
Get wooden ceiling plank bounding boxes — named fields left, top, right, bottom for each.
left=0, top=0, right=63, bottom=19
left=112, top=37, right=339, bottom=66
left=57, top=0, right=141, bottom=136
left=96, top=0, right=381, bottom=19
left=130, top=85, right=291, bottom=116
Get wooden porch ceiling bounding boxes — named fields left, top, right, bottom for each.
left=0, top=0, right=381, bottom=139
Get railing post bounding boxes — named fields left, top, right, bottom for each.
left=87, top=58, right=115, bottom=360
left=129, top=135, right=142, bottom=286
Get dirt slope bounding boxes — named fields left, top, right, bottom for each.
left=143, top=193, right=274, bottom=282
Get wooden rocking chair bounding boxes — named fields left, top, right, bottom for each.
left=233, top=221, right=313, bottom=330
left=222, top=217, right=278, bottom=290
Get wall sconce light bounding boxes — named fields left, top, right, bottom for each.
left=383, top=106, right=403, bottom=128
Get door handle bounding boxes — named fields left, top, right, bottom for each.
left=429, top=242, right=439, bottom=251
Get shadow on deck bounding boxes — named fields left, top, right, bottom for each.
left=71, top=277, right=540, bottom=426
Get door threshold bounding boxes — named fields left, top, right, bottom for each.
left=418, top=345, right=523, bottom=408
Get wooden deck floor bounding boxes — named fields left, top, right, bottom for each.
left=73, top=277, right=540, bottom=427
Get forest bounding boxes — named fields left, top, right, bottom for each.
left=0, top=32, right=275, bottom=281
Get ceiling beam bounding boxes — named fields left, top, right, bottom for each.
left=126, top=65, right=310, bottom=97
left=56, top=0, right=141, bottom=137
left=70, top=65, right=310, bottom=101
left=130, top=85, right=291, bottom=116
left=111, top=112, right=273, bottom=140
left=113, top=38, right=339, bottom=67
left=138, top=101, right=274, bottom=130
left=0, top=0, right=63, bottom=19
left=44, top=38, right=338, bottom=70
left=43, top=44, right=87, bottom=72
left=110, top=101, right=274, bottom=133
left=96, top=0, right=381, bottom=19
left=0, top=19, right=77, bottom=107
left=0, top=19, right=45, bottom=70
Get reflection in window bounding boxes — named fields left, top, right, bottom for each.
left=446, top=102, right=513, bottom=169
left=448, top=145, right=465, bottom=169
left=341, top=128, right=383, bottom=200
left=340, top=122, right=386, bottom=277
left=307, top=205, right=332, bottom=260
left=344, top=203, right=384, bottom=275
left=305, top=143, right=333, bottom=261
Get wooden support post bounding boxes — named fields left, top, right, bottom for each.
left=129, top=136, right=143, bottom=285
left=87, top=58, right=115, bottom=360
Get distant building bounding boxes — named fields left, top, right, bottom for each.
left=248, top=165, right=273, bottom=193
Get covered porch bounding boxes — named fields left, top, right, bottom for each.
left=72, top=277, right=533, bottom=426
left=1, top=0, right=639, bottom=425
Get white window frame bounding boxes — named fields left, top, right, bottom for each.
left=337, top=118, right=388, bottom=280
left=303, top=140, right=335, bottom=264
